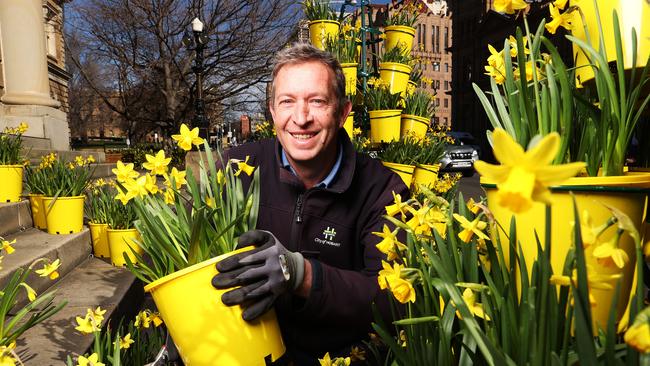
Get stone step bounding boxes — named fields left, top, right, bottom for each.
left=0, top=228, right=91, bottom=307
left=0, top=200, right=33, bottom=237
left=91, top=162, right=116, bottom=179
left=22, top=135, right=51, bottom=150
left=25, top=149, right=106, bottom=164
left=14, top=258, right=144, bottom=365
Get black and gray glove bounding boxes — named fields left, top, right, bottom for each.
left=211, top=230, right=305, bottom=321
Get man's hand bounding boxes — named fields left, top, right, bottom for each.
left=211, top=230, right=305, bottom=321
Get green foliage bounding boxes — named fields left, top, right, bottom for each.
left=31, top=155, right=95, bottom=197
left=377, top=135, right=420, bottom=165
left=402, top=90, right=436, bottom=119
left=85, top=181, right=113, bottom=224
left=379, top=45, right=413, bottom=64
left=120, top=143, right=185, bottom=170
left=365, top=83, right=403, bottom=111
left=324, top=23, right=359, bottom=64
left=415, top=130, right=448, bottom=165
left=302, top=0, right=337, bottom=21
left=385, top=0, right=422, bottom=28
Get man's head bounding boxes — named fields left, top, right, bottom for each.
left=269, top=43, right=352, bottom=175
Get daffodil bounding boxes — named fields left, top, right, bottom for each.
left=134, top=310, right=152, bottom=328
left=493, top=0, right=528, bottom=14
left=545, top=4, right=575, bottom=34
left=35, top=258, right=61, bottom=280
left=550, top=266, right=620, bottom=307
left=318, top=352, right=351, bottom=366
left=115, top=186, right=134, bottom=205
left=461, top=288, right=491, bottom=320
left=124, top=175, right=149, bottom=198
left=150, top=311, right=164, bottom=327
left=112, top=161, right=139, bottom=182
left=405, top=205, right=447, bottom=238
left=553, top=0, right=569, bottom=10
left=76, top=353, right=105, bottom=366
left=1, top=239, right=16, bottom=254
left=466, top=198, right=481, bottom=214
left=514, top=61, right=541, bottom=82
left=349, top=346, right=365, bottom=362
left=144, top=173, right=159, bottom=195
left=233, top=156, right=255, bottom=176
left=378, top=261, right=416, bottom=304
left=75, top=314, right=100, bottom=334
left=165, top=167, right=187, bottom=189
left=572, top=210, right=605, bottom=248
left=507, top=35, right=529, bottom=57
left=142, top=150, right=171, bottom=175
left=216, top=169, right=225, bottom=186
left=205, top=196, right=216, bottom=208
left=473, top=129, right=585, bottom=214
left=87, top=307, right=106, bottom=324
left=385, top=192, right=408, bottom=220
left=0, top=343, right=16, bottom=366
left=592, top=230, right=629, bottom=269
left=625, top=308, right=650, bottom=353
left=75, top=156, right=85, bottom=166
left=163, top=188, right=175, bottom=205
left=118, top=333, right=135, bottom=349
left=453, top=214, right=489, bottom=243
left=17, top=122, right=28, bottom=134
left=373, top=224, right=407, bottom=261
left=172, top=123, right=204, bottom=151
left=20, top=283, right=37, bottom=302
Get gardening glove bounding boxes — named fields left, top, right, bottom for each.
left=211, top=230, right=305, bottom=321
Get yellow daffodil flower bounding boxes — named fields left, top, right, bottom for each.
left=144, top=173, right=159, bottom=195
left=385, top=192, right=408, bottom=220
left=1, top=239, right=16, bottom=254
left=550, top=266, right=620, bottom=307
left=466, top=198, right=481, bottom=214
left=216, top=169, right=225, bottom=186
left=453, top=214, right=490, bottom=243
left=77, top=353, right=105, bottom=366
left=473, top=129, right=585, bottom=214
left=125, top=175, right=149, bottom=198
left=571, top=210, right=603, bottom=248
left=17, top=122, right=28, bottom=134
left=75, top=314, right=100, bottom=334
left=461, top=288, right=491, bottom=320
left=592, top=232, right=629, bottom=269
left=233, top=156, right=256, bottom=176
left=150, top=311, right=164, bottom=327
left=163, top=188, right=175, bottom=205
left=75, top=156, right=85, bottom=166
left=378, top=261, right=416, bottom=304
left=553, top=0, right=569, bottom=10
left=112, top=161, right=139, bottom=183
left=406, top=205, right=447, bottom=238
left=165, top=167, right=187, bottom=189
left=205, top=196, right=216, bottom=208
left=493, top=0, right=528, bottom=14
left=318, top=352, right=351, bottom=366
left=86, top=155, right=95, bottom=164
left=118, top=333, right=135, bottom=349
left=87, top=307, right=106, bottom=324
left=485, top=45, right=507, bottom=84
left=134, top=310, right=152, bottom=328
left=172, top=123, right=204, bottom=151
left=545, top=4, right=575, bottom=34
left=35, top=258, right=61, bottom=280
left=115, top=187, right=134, bottom=205
left=20, top=283, right=37, bottom=302
left=507, top=35, right=529, bottom=57
left=349, top=346, right=366, bottom=362
left=514, top=61, right=541, bottom=82
left=373, top=224, right=407, bottom=261
left=0, top=343, right=16, bottom=366
left=625, top=308, right=650, bottom=353
left=142, top=150, right=171, bottom=175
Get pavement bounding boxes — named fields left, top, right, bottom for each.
left=457, top=172, right=485, bottom=202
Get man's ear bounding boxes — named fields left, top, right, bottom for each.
left=338, top=100, right=353, bottom=128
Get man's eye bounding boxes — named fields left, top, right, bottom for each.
left=311, top=99, right=326, bottom=105
left=278, top=99, right=293, bottom=105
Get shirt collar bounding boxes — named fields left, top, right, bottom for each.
left=281, top=144, right=343, bottom=188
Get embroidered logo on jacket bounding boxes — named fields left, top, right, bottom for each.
left=315, top=226, right=341, bottom=247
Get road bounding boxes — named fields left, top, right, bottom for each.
left=457, top=173, right=485, bottom=202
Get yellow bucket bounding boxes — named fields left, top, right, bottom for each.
left=143, top=248, right=286, bottom=366
left=28, top=194, right=47, bottom=229
left=384, top=25, right=416, bottom=55
left=0, top=165, right=23, bottom=203
left=341, top=63, right=358, bottom=96
left=412, top=164, right=441, bottom=190
left=343, top=111, right=355, bottom=139
left=400, top=114, right=430, bottom=139
left=382, top=161, right=415, bottom=187
left=369, top=109, right=402, bottom=143
left=107, top=228, right=143, bottom=267
left=89, top=222, right=110, bottom=258
left=573, top=0, right=649, bottom=85
left=379, top=62, right=412, bottom=95
left=308, top=20, right=340, bottom=50
left=482, top=172, right=650, bottom=331
left=43, top=196, right=85, bottom=235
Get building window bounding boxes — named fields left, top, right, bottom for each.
left=443, top=27, right=449, bottom=52
left=444, top=80, right=448, bottom=90
left=417, top=24, right=422, bottom=45
left=435, top=80, right=440, bottom=89
left=444, top=98, right=448, bottom=108
left=45, top=21, right=58, bottom=59
left=443, top=117, right=448, bottom=125
left=445, top=63, right=449, bottom=72
left=435, top=25, right=440, bottom=53
left=434, top=117, right=440, bottom=124
left=433, top=62, right=440, bottom=71
left=431, top=25, right=436, bottom=53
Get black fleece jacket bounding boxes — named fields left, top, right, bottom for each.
left=225, top=130, right=409, bottom=361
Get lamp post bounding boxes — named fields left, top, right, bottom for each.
left=186, top=17, right=209, bottom=142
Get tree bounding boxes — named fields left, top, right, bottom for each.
left=65, top=0, right=299, bottom=141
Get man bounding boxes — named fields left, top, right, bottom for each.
left=212, top=43, right=409, bottom=364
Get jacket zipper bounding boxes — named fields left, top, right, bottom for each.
left=290, top=193, right=304, bottom=252
left=294, top=194, right=304, bottom=223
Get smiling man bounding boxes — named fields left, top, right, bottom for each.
left=212, top=43, right=409, bottom=365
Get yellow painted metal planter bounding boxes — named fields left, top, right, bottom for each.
left=143, top=248, right=286, bottom=366
left=384, top=25, right=416, bottom=55
left=412, top=164, right=441, bottom=189
left=369, top=109, right=402, bottom=143
left=28, top=194, right=47, bottom=229
left=400, top=114, right=430, bottom=139
left=0, top=165, right=23, bottom=203
left=481, top=172, right=650, bottom=331
left=89, top=222, right=110, bottom=258
left=341, top=62, right=358, bottom=96
left=43, top=196, right=85, bottom=235
left=573, top=0, right=649, bottom=85
left=382, top=161, right=415, bottom=187
left=379, top=62, right=412, bottom=95
left=343, top=111, right=355, bottom=139
left=107, top=228, right=143, bottom=267
left=308, top=20, right=340, bottom=50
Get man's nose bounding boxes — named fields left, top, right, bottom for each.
left=292, top=100, right=312, bottom=125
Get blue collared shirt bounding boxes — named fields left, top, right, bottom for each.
left=281, top=144, right=343, bottom=188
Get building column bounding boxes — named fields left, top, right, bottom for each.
left=0, top=0, right=60, bottom=107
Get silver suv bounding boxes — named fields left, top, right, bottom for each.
left=439, top=132, right=480, bottom=177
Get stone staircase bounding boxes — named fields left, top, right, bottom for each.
left=0, top=197, right=143, bottom=364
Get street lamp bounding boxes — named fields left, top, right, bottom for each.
left=184, top=17, right=210, bottom=143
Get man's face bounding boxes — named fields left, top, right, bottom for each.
left=270, top=61, right=350, bottom=167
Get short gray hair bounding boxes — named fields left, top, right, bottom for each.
left=270, top=43, right=348, bottom=116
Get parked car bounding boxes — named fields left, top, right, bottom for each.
left=439, top=131, right=480, bottom=177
